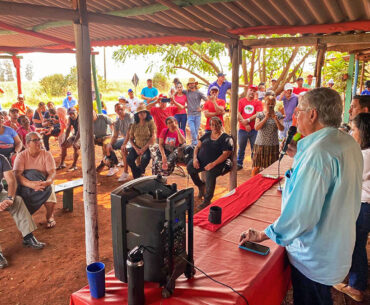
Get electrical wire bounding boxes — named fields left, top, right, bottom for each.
left=179, top=256, right=249, bottom=305
left=278, top=159, right=282, bottom=191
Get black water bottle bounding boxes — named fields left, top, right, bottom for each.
left=127, top=246, right=145, bottom=305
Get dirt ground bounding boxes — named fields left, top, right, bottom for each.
left=0, top=137, right=368, bottom=305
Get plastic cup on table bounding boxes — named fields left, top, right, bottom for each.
left=86, top=262, right=106, bottom=298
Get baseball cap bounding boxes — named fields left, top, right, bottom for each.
left=248, top=84, right=258, bottom=91
left=284, top=83, right=294, bottom=91
left=307, top=74, right=313, bottom=78
left=297, top=77, right=304, bottom=81
left=328, top=79, right=334, bottom=84
left=118, top=96, right=126, bottom=100
left=217, top=72, right=226, bottom=77
left=209, top=86, right=219, bottom=92
left=128, top=89, right=133, bottom=93
left=67, top=91, right=72, bottom=96
left=18, top=94, right=24, bottom=99
left=271, top=78, right=277, bottom=82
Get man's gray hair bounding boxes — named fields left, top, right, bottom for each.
left=301, top=88, right=343, bottom=128
left=25, top=132, right=41, bottom=143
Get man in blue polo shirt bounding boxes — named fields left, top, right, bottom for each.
left=239, top=88, right=363, bottom=305
left=140, top=79, right=158, bottom=105
left=207, top=73, right=231, bottom=101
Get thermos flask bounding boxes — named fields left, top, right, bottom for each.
left=127, top=246, right=145, bottom=305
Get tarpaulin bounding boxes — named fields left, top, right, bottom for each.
left=193, top=174, right=282, bottom=232
left=70, top=158, right=293, bottom=305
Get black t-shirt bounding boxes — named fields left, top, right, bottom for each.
left=0, top=154, right=12, bottom=181
left=197, top=133, right=233, bottom=167
left=69, top=116, right=79, bottom=135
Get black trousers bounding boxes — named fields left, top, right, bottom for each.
left=127, top=147, right=151, bottom=179
left=187, top=160, right=226, bottom=203
left=291, top=265, right=332, bottom=305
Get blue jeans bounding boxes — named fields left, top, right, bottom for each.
left=291, top=265, right=332, bottom=305
left=237, top=129, right=257, bottom=166
left=174, top=114, right=187, bottom=136
left=127, top=147, right=151, bottom=179
left=348, top=202, right=370, bottom=291
left=112, top=138, right=124, bottom=150
left=187, top=115, right=201, bottom=145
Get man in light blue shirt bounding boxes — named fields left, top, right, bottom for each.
left=62, top=91, right=77, bottom=110
left=240, top=88, right=363, bottom=305
left=140, top=79, right=158, bottom=105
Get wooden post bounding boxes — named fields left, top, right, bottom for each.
left=229, top=41, right=240, bottom=191
left=352, top=58, right=359, bottom=96
left=91, top=54, right=102, bottom=114
left=314, top=44, right=326, bottom=88
left=11, top=55, right=22, bottom=94
left=344, top=53, right=355, bottom=123
left=359, top=60, right=365, bottom=93
left=73, top=0, right=99, bottom=265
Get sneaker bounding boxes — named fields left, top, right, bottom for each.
left=0, top=252, right=8, bottom=269
left=106, top=167, right=119, bottom=177
left=118, top=172, right=130, bottom=182
left=117, top=162, right=124, bottom=167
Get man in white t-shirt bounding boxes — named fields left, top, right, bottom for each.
left=126, top=89, right=141, bottom=113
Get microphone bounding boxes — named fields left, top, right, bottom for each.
left=279, top=126, right=297, bottom=161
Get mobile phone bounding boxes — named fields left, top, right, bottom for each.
left=239, top=241, right=270, bottom=256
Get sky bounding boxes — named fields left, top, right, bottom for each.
left=16, top=46, right=211, bottom=82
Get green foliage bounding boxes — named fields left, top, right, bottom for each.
left=64, top=66, right=78, bottom=91
left=153, top=72, right=169, bottom=92
left=39, top=74, right=67, bottom=96
left=322, top=52, right=348, bottom=93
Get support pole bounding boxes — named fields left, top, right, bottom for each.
left=352, top=58, right=359, bottom=96
left=91, top=54, right=102, bottom=114
left=314, top=44, right=326, bottom=88
left=344, top=53, right=355, bottom=123
left=229, top=41, right=241, bottom=191
left=359, top=60, right=365, bottom=93
left=11, top=55, right=22, bottom=94
left=73, top=0, right=99, bottom=265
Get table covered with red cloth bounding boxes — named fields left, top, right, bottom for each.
left=70, top=158, right=292, bottom=305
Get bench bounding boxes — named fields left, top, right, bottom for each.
left=55, top=178, right=84, bottom=212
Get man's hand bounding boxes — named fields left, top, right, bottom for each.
left=280, top=139, right=297, bottom=158
left=204, top=162, right=215, bottom=171
left=193, top=158, right=200, bottom=169
left=245, top=124, right=252, bottom=132
left=239, top=228, right=268, bottom=245
left=31, top=181, right=46, bottom=191
left=0, top=199, right=13, bottom=211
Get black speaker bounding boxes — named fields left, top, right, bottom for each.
left=111, top=175, right=195, bottom=297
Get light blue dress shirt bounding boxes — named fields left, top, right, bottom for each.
left=62, top=97, right=77, bottom=109
left=265, top=127, right=363, bottom=285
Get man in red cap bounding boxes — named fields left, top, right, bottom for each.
left=11, top=94, right=30, bottom=115
left=237, top=85, right=263, bottom=170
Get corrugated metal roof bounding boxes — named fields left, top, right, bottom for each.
left=0, top=0, right=369, bottom=53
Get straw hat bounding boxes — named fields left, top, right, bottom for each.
left=135, top=103, right=149, bottom=114
left=187, top=77, right=198, bottom=85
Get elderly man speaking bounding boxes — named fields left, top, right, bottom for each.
left=239, top=88, right=363, bottom=305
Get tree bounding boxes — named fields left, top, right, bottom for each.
left=4, top=61, right=14, bottom=82
left=39, top=74, right=67, bottom=96
left=113, top=40, right=314, bottom=94
left=25, top=62, right=34, bottom=81
left=0, top=62, right=5, bottom=82
left=153, top=72, right=169, bottom=92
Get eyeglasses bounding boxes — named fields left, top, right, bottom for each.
left=294, top=107, right=312, bottom=117
left=30, top=138, right=41, bottom=142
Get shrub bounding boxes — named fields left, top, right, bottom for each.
left=39, top=74, right=67, bottom=96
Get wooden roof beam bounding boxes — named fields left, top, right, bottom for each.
left=0, top=21, right=74, bottom=48
left=242, top=33, right=370, bottom=49
left=231, top=20, right=370, bottom=36
left=0, top=1, right=234, bottom=43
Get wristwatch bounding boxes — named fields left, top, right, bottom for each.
left=7, top=196, right=14, bottom=202
left=246, top=118, right=250, bottom=123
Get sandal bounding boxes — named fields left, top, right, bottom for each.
left=333, top=283, right=364, bottom=302
left=46, top=219, right=56, bottom=229
left=56, top=164, right=66, bottom=170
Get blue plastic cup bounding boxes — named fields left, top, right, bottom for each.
left=86, top=262, right=106, bottom=298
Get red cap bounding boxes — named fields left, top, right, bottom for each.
left=248, top=84, right=258, bottom=91
left=307, top=74, right=313, bottom=78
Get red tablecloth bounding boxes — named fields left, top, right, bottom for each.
left=70, top=158, right=292, bottom=305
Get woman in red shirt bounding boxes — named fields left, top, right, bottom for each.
left=172, top=82, right=188, bottom=136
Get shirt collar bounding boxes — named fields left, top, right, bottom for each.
left=297, top=127, right=336, bottom=152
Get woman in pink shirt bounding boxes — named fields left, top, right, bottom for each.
left=172, top=82, right=187, bottom=136
left=16, top=115, right=36, bottom=146
left=151, top=116, right=185, bottom=176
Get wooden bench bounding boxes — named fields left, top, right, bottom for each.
left=55, top=178, right=83, bottom=212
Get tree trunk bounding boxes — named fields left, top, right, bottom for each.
left=186, top=45, right=220, bottom=75
left=285, top=48, right=314, bottom=84
left=262, top=48, right=266, bottom=83
left=241, top=51, right=248, bottom=95
left=273, top=47, right=299, bottom=94
left=249, top=49, right=256, bottom=85
left=173, top=65, right=210, bottom=85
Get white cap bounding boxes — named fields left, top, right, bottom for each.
left=18, top=94, right=24, bottom=99
left=284, top=83, right=294, bottom=91
left=328, top=79, right=334, bottom=84
left=118, top=95, right=126, bottom=100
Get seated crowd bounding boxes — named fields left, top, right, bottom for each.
left=0, top=77, right=369, bottom=305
